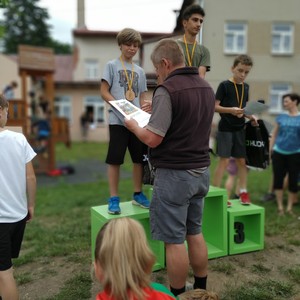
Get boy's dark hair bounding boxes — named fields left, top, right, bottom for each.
left=116, top=28, right=142, bottom=46
left=182, top=4, right=205, bottom=20
left=233, top=55, right=253, bottom=67
left=282, top=93, right=300, bottom=105
left=0, top=94, right=8, bottom=108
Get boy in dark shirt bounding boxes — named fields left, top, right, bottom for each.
left=213, top=55, right=258, bottom=206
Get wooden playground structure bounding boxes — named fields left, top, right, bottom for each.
left=6, top=45, right=70, bottom=174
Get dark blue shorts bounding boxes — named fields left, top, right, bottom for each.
left=0, top=217, right=27, bottom=271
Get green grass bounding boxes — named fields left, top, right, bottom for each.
left=223, top=279, right=294, bottom=300
left=13, top=142, right=300, bottom=299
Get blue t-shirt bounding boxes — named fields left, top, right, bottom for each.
left=273, top=113, right=300, bottom=154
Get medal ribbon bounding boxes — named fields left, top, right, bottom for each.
left=120, top=56, right=134, bottom=92
left=233, top=80, right=244, bottom=108
left=183, top=34, right=196, bottom=67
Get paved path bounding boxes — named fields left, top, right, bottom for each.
left=37, top=159, right=131, bottom=187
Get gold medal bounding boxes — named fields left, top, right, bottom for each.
left=125, top=89, right=135, bottom=101
left=120, top=56, right=135, bottom=101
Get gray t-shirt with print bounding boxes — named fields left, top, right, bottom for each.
left=102, top=58, right=147, bottom=125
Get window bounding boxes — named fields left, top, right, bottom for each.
left=84, top=96, right=105, bottom=125
left=85, top=59, right=99, bottom=80
left=272, top=23, right=293, bottom=55
left=54, top=95, right=72, bottom=120
left=269, top=83, right=292, bottom=113
left=224, top=22, right=247, bottom=54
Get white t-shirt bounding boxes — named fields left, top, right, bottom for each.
left=0, top=130, right=36, bottom=222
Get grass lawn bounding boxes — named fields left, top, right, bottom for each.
left=14, top=142, right=300, bottom=300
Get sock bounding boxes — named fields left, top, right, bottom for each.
left=170, top=286, right=185, bottom=296
left=134, top=192, right=141, bottom=196
left=194, top=275, right=207, bottom=290
left=239, top=189, right=247, bottom=194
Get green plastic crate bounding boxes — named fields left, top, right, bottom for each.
left=91, top=201, right=165, bottom=271
left=202, top=186, right=228, bottom=259
left=228, top=200, right=265, bottom=255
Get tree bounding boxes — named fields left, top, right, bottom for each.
left=3, top=0, right=71, bottom=54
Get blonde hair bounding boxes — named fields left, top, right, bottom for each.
left=178, top=289, right=219, bottom=300
left=0, top=94, right=8, bottom=108
left=116, top=28, right=142, bottom=46
left=94, top=218, right=156, bottom=300
left=151, top=38, right=184, bottom=66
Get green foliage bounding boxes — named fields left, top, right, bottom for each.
left=0, top=0, right=10, bottom=8
left=2, top=0, right=72, bottom=54
left=3, top=0, right=51, bottom=53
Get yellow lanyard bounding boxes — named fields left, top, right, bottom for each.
left=183, top=35, right=196, bottom=67
left=120, top=56, right=134, bottom=90
left=233, top=80, right=244, bottom=108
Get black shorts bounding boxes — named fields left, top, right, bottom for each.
left=216, top=130, right=246, bottom=158
left=106, top=125, right=146, bottom=165
left=0, top=217, right=27, bottom=271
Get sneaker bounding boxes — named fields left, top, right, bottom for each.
left=185, top=281, right=194, bottom=291
left=240, top=192, right=251, bottom=205
left=227, top=201, right=232, bottom=208
left=108, top=196, right=121, bottom=214
left=261, top=192, right=276, bottom=202
left=132, top=192, right=150, bottom=209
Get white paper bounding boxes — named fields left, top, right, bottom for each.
left=109, top=99, right=150, bottom=128
left=244, top=101, right=269, bottom=115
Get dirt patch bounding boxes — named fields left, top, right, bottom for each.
left=15, top=235, right=300, bottom=300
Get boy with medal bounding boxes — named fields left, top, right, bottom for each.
left=213, top=55, right=258, bottom=206
left=101, top=28, right=151, bottom=215
left=177, top=4, right=211, bottom=79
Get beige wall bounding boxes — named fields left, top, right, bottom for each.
left=0, top=54, right=22, bottom=98
left=202, top=0, right=300, bottom=100
left=73, top=35, right=142, bottom=82
left=55, top=85, right=109, bottom=142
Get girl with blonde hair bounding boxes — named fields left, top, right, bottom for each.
left=94, top=217, right=176, bottom=300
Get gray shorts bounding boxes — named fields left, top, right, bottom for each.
left=150, top=168, right=209, bottom=244
left=216, top=130, right=246, bottom=158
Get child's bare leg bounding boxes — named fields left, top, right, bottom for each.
left=235, top=158, right=247, bottom=191
left=132, top=163, right=143, bottom=192
left=213, top=157, right=229, bottom=187
left=0, top=268, right=19, bottom=300
left=108, top=164, right=120, bottom=196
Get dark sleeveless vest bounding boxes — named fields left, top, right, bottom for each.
left=150, top=67, right=215, bottom=169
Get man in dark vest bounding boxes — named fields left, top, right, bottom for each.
left=125, top=39, right=215, bottom=297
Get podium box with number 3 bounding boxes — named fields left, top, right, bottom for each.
left=227, top=199, right=265, bottom=255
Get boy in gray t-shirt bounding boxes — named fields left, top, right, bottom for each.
left=100, top=28, right=151, bottom=215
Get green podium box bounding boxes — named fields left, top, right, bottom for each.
left=228, top=200, right=265, bottom=255
left=144, top=185, right=228, bottom=259
left=91, top=202, right=165, bottom=271
left=202, top=186, right=228, bottom=259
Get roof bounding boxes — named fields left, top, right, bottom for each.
left=73, top=28, right=169, bottom=40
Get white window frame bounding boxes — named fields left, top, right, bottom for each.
left=85, top=59, right=99, bottom=80
left=54, top=95, right=72, bottom=121
left=271, top=23, right=294, bottom=55
left=224, top=22, right=247, bottom=54
left=269, top=83, right=292, bottom=114
left=83, top=95, right=106, bottom=126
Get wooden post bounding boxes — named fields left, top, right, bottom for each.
left=45, top=73, right=55, bottom=171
